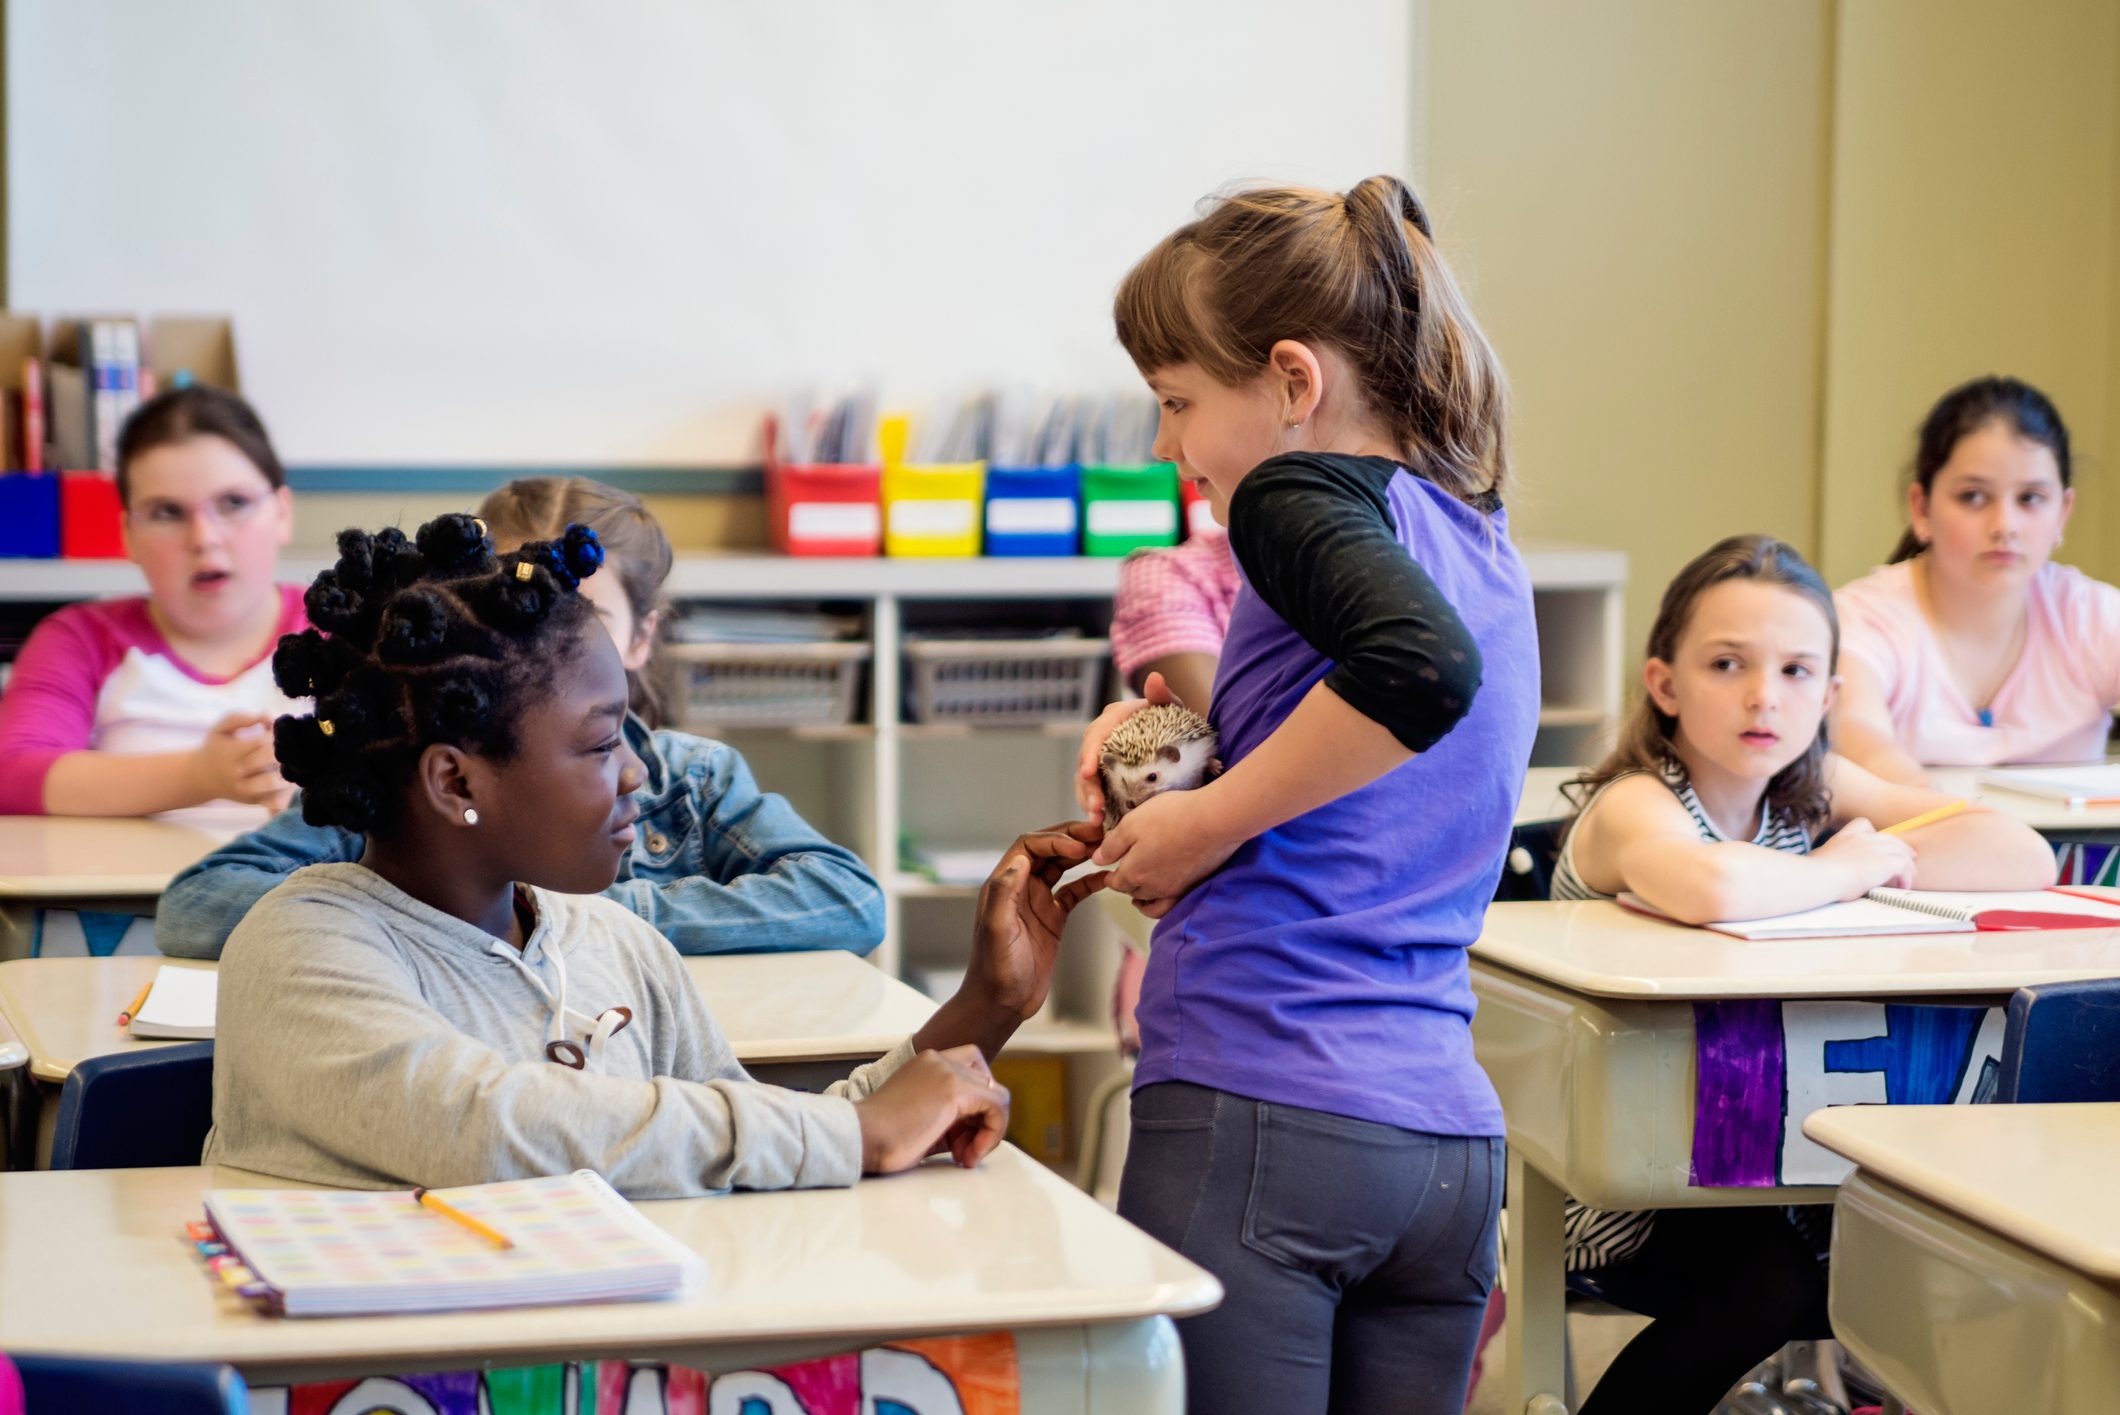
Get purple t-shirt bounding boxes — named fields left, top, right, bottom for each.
left=1134, top=455, right=1539, bottom=1136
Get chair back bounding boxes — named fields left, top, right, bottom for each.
left=9, top=1353, right=246, bottom=1414
left=48, top=1041, right=215, bottom=1170
left=1995, top=978, right=2120, bottom=1103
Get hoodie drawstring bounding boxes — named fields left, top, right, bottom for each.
left=487, top=937, right=632, bottom=1072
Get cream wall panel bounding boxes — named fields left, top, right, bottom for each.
left=1818, top=0, right=2120, bottom=586
left=1427, top=0, right=1831, bottom=665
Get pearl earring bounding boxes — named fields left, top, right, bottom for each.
left=463, top=808, right=480, bottom=826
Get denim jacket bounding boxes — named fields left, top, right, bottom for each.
left=155, top=715, right=885, bottom=960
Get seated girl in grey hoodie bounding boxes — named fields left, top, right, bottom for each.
left=205, top=513, right=1106, bottom=1197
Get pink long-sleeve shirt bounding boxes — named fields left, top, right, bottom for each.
left=0, top=586, right=305, bottom=814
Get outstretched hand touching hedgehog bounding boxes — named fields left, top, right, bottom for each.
left=1098, top=702, right=1222, bottom=829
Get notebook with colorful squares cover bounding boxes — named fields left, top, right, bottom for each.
left=198, top=1170, right=703, bottom=1317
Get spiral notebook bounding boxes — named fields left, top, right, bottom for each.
left=1618, top=887, right=2120, bottom=940
left=196, top=1170, right=704, bottom=1317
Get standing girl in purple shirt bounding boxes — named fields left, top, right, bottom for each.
left=1077, top=176, right=1538, bottom=1413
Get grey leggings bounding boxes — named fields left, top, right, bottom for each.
left=1118, top=1081, right=1503, bottom=1415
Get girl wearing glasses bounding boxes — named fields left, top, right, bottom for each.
left=0, top=386, right=301, bottom=819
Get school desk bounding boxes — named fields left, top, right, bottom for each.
left=0, top=1147, right=1220, bottom=1410
left=0, top=814, right=241, bottom=960
left=1470, top=899, right=2120, bottom=1415
left=1926, top=766, right=2120, bottom=837
left=0, top=950, right=936, bottom=1166
left=1804, top=1103, right=2120, bottom=1415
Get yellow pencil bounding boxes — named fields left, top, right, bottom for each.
left=1882, top=800, right=1971, bottom=836
left=116, top=980, right=153, bottom=1028
left=413, top=1187, right=515, bottom=1249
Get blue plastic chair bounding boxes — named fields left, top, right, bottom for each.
left=9, top=1353, right=246, bottom=1414
left=48, top=1042, right=215, bottom=1170
left=1994, top=978, right=2120, bottom=1103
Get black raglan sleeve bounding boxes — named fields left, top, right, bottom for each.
left=1224, top=453, right=1483, bottom=752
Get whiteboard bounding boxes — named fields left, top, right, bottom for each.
left=9, top=1, right=1411, bottom=465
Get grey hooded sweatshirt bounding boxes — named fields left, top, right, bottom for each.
left=204, top=863, right=912, bottom=1197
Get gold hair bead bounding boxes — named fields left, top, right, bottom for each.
left=472, top=517, right=487, bottom=536
left=515, top=561, right=535, bottom=582
left=318, top=719, right=336, bottom=737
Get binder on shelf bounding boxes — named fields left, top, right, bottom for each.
left=992, top=1054, right=1070, bottom=1164
left=1081, top=463, right=1180, bottom=557
left=89, top=319, right=142, bottom=474
left=764, top=414, right=881, bottom=557
left=0, top=472, right=59, bottom=557
left=45, top=316, right=122, bottom=472
left=880, top=415, right=983, bottom=558
left=59, top=471, right=125, bottom=558
left=46, top=314, right=238, bottom=475
left=982, top=464, right=1080, bottom=557
left=0, top=315, right=42, bottom=471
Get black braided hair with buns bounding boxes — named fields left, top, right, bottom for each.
left=271, top=513, right=607, bottom=834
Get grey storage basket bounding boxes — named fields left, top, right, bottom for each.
left=668, top=640, right=870, bottom=729
left=904, top=636, right=1110, bottom=724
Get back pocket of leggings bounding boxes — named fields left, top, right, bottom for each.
left=1462, top=1136, right=1505, bottom=1284
left=1241, top=1104, right=1439, bottom=1280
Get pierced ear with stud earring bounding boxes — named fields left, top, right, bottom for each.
left=463, top=808, right=480, bottom=826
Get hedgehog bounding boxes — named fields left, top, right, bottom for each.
left=1099, top=703, right=1222, bottom=828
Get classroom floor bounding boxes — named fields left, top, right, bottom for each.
left=1464, top=1309, right=1649, bottom=1415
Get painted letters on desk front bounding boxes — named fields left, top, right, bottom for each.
left=248, top=1333, right=1020, bottom=1415
left=1691, top=1000, right=2003, bottom=1187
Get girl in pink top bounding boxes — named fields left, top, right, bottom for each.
left=1833, top=377, right=2120, bottom=786
left=0, top=387, right=303, bottom=817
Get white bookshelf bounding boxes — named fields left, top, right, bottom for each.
left=1, top=542, right=1626, bottom=1171
left=0, top=546, right=1628, bottom=975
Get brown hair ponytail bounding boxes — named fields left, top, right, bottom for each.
left=1113, top=175, right=1510, bottom=509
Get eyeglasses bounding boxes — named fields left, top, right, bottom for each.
left=127, top=491, right=270, bottom=536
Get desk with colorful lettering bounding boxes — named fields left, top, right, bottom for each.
left=0, top=1148, right=1220, bottom=1412
left=1470, top=899, right=2120, bottom=1415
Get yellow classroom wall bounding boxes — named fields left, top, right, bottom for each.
left=1424, top=0, right=2120, bottom=666
left=1424, top=0, right=1831, bottom=659
left=1817, top=0, right=2120, bottom=586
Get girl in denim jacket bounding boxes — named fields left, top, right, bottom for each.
left=156, top=477, right=883, bottom=959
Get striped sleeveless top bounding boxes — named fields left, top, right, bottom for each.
left=1550, top=767, right=1812, bottom=1272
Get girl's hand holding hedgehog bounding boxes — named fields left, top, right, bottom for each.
left=1075, top=673, right=1228, bottom=915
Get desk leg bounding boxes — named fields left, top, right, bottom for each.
left=1504, top=1150, right=1570, bottom=1415
left=1, top=1069, right=32, bottom=1171
left=0, top=903, right=33, bottom=962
